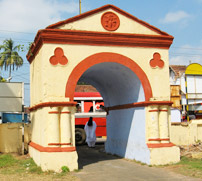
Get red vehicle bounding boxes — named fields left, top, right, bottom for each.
left=74, top=92, right=107, bottom=145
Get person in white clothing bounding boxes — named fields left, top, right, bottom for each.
left=84, top=117, right=97, bottom=148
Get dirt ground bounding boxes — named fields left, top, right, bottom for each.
left=1, top=141, right=202, bottom=181
left=0, top=174, right=78, bottom=181
left=180, top=142, right=202, bottom=158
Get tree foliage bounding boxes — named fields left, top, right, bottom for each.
left=0, top=39, right=23, bottom=77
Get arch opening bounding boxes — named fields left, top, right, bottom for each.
left=65, top=52, right=153, bottom=102
left=69, top=52, right=152, bottom=163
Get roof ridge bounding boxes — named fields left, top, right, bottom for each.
left=46, top=4, right=171, bottom=36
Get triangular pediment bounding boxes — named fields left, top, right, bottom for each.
left=47, top=4, right=170, bottom=36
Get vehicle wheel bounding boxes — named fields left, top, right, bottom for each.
left=75, top=128, right=86, bottom=145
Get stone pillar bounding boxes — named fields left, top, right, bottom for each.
left=70, top=106, right=76, bottom=147
left=60, top=107, right=72, bottom=146
left=159, top=105, right=169, bottom=143
left=148, top=105, right=160, bottom=143
left=48, top=107, right=60, bottom=145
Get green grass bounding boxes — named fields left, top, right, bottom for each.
left=0, top=154, right=17, bottom=168
left=0, top=154, right=43, bottom=175
left=0, top=154, right=78, bottom=180
left=178, top=156, right=202, bottom=170
left=0, top=154, right=68, bottom=176
left=164, top=156, right=202, bottom=178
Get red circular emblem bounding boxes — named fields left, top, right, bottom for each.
left=101, top=12, right=120, bottom=31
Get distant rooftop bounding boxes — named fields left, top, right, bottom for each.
left=75, top=85, right=98, bottom=92
left=170, top=65, right=187, bottom=77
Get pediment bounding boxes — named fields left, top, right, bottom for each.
left=47, top=4, right=169, bottom=36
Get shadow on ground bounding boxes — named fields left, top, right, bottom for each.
left=76, top=140, right=120, bottom=169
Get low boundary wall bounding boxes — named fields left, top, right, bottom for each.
left=170, top=120, right=202, bottom=145
left=0, top=123, right=31, bottom=154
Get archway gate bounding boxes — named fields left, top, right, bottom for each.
left=27, top=4, right=180, bottom=172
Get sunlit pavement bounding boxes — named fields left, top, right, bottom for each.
left=74, top=140, right=201, bottom=181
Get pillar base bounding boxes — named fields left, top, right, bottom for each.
left=149, top=146, right=180, bottom=165
left=29, top=145, right=78, bottom=172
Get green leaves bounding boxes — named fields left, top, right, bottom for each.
left=0, top=38, right=24, bottom=77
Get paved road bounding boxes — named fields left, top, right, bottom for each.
left=74, top=141, right=201, bottom=181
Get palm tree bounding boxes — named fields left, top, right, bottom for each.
left=0, top=39, right=23, bottom=79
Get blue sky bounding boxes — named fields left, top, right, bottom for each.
left=0, top=0, right=202, bottom=106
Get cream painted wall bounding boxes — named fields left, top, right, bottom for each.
left=0, top=123, right=22, bottom=153
left=30, top=43, right=170, bottom=106
left=30, top=107, right=50, bottom=146
left=58, top=8, right=160, bottom=36
left=0, top=123, right=30, bottom=154
left=30, top=48, right=43, bottom=105
left=170, top=120, right=202, bottom=145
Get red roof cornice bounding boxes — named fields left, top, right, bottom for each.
left=26, top=29, right=174, bottom=63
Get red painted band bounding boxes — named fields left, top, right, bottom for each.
left=148, top=138, right=170, bottom=141
left=149, top=110, right=159, bottom=112
left=48, top=143, right=71, bottom=146
left=147, top=143, right=175, bottom=148
left=160, top=138, right=170, bottom=141
left=61, top=111, right=71, bottom=114
left=29, top=102, right=77, bottom=112
left=148, top=138, right=161, bottom=141
left=105, top=101, right=172, bottom=111
left=27, top=29, right=173, bottom=63
left=29, top=141, right=75, bottom=152
left=48, top=111, right=60, bottom=114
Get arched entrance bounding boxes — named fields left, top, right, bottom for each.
left=65, top=52, right=152, bottom=102
left=67, top=52, right=152, bottom=162
left=27, top=4, right=180, bottom=172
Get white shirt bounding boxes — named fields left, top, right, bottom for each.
left=84, top=121, right=97, bottom=142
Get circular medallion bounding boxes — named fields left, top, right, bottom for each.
left=101, top=12, right=120, bottom=31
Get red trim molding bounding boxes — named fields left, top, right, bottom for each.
left=27, top=29, right=173, bottom=63
left=48, top=111, right=60, bottom=114
left=65, top=52, right=153, bottom=101
left=159, top=109, right=168, bottom=112
left=149, top=110, right=159, bottom=112
left=61, top=111, right=71, bottom=114
left=29, top=102, right=77, bottom=112
left=29, top=141, right=75, bottom=152
left=105, top=101, right=172, bottom=111
left=48, top=143, right=71, bottom=146
left=148, top=138, right=170, bottom=141
left=147, top=142, right=175, bottom=148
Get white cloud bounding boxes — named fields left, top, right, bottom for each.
left=169, top=44, right=202, bottom=65
left=0, top=0, right=78, bottom=32
left=160, top=11, right=191, bottom=24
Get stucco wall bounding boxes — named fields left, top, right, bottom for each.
left=30, top=43, right=170, bottom=107
left=59, top=8, right=160, bottom=36
left=30, top=107, right=49, bottom=146
left=105, top=107, right=150, bottom=164
left=0, top=123, right=22, bottom=153
left=0, top=123, right=31, bottom=154
left=170, top=120, right=202, bottom=145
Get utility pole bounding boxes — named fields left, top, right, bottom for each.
left=79, top=0, right=81, bottom=14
